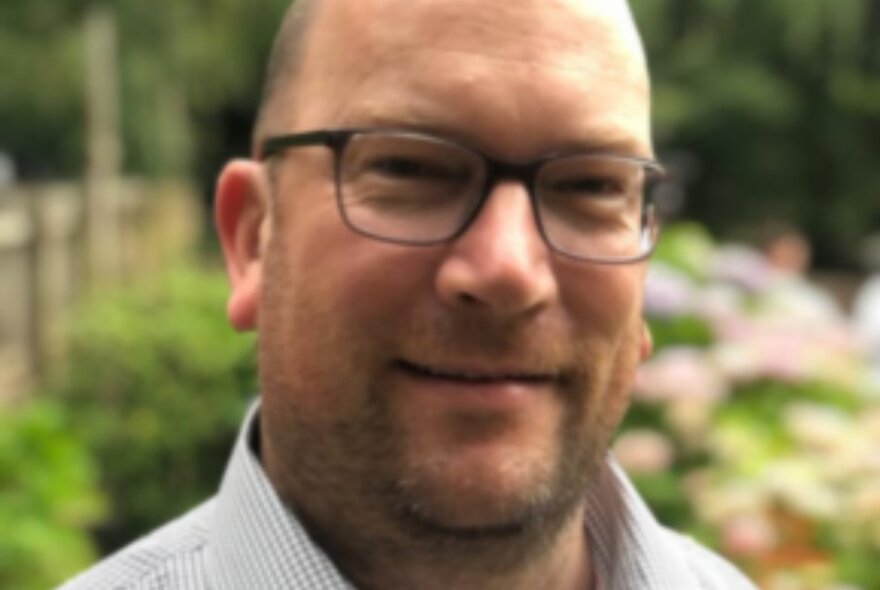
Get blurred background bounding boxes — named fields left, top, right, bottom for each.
left=1, top=0, right=878, bottom=588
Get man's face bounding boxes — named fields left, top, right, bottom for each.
left=249, top=0, right=652, bottom=536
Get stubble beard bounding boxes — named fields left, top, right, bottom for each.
left=258, top=245, right=640, bottom=582
left=262, top=330, right=638, bottom=582
left=267, top=372, right=606, bottom=578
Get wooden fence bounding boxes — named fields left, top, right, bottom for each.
left=0, top=179, right=202, bottom=401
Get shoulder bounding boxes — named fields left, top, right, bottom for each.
left=662, top=529, right=758, bottom=590
left=56, top=500, right=215, bottom=590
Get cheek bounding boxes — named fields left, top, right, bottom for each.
left=274, top=172, right=435, bottom=314
left=559, top=263, right=645, bottom=342
left=293, top=227, right=436, bottom=325
left=264, top=196, right=439, bottom=378
left=560, top=265, right=644, bottom=425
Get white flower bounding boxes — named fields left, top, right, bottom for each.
left=784, top=403, right=850, bottom=454
left=760, top=459, right=840, bottom=519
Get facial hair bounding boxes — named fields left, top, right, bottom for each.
left=257, top=239, right=642, bottom=580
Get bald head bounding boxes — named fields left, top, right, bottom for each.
left=253, top=0, right=650, bottom=156
left=253, top=0, right=318, bottom=154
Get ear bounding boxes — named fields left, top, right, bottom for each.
left=215, top=159, right=270, bottom=331
left=640, top=320, right=653, bottom=360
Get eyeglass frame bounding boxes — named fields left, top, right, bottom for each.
left=260, top=128, right=666, bottom=264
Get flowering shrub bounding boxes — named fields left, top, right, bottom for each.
left=47, top=264, right=256, bottom=553
left=0, top=401, right=105, bottom=590
left=616, top=224, right=880, bottom=590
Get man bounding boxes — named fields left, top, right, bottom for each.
left=61, top=0, right=756, bottom=588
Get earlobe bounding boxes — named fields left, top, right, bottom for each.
left=214, top=159, right=270, bottom=332
left=640, top=321, right=653, bottom=360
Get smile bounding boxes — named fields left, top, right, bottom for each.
left=397, top=360, right=557, bottom=384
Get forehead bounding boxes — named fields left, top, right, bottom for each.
left=320, top=0, right=643, bottom=62
left=280, top=0, right=651, bottom=158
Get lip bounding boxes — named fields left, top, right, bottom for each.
left=394, top=359, right=558, bottom=410
left=397, top=359, right=557, bottom=383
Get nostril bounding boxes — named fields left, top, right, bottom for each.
left=458, top=292, right=481, bottom=306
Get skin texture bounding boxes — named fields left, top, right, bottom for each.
left=252, top=0, right=317, bottom=153
left=215, top=1, right=653, bottom=588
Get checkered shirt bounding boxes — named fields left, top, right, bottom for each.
left=57, top=401, right=756, bottom=589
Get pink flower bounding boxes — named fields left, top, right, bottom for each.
left=709, top=245, right=776, bottom=293
left=635, top=348, right=728, bottom=404
left=720, top=514, right=778, bottom=558
left=613, top=429, right=675, bottom=475
left=644, top=262, right=698, bottom=317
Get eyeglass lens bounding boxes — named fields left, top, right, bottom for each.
left=338, top=131, right=656, bottom=261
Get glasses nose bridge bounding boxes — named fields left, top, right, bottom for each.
left=482, top=158, right=540, bottom=201
left=457, top=157, right=546, bottom=245
left=475, top=159, right=543, bottom=232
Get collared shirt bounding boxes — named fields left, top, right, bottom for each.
left=58, top=402, right=757, bottom=590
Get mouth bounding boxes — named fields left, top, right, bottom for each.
left=396, top=359, right=557, bottom=384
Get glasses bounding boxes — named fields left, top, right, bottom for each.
left=261, top=128, right=665, bottom=264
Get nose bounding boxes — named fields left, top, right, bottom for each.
left=434, top=181, right=558, bottom=316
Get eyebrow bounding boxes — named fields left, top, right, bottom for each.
left=334, top=113, right=653, bottom=161
left=545, top=132, right=653, bottom=160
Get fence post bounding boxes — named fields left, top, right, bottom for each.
left=84, top=5, right=123, bottom=290
left=32, top=185, right=82, bottom=376
left=0, top=196, right=36, bottom=400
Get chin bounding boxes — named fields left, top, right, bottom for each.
left=392, top=440, right=566, bottom=535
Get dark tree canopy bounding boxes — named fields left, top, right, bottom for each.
left=2, top=0, right=878, bottom=266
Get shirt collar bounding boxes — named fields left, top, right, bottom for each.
left=208, top=400, right=702, bottom=590
left=585, top=457, right=703, bottom=589
left=207, top=401, right=355, bottom=590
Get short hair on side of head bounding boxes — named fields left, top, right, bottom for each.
left=252, top=0, right=319, bottom=157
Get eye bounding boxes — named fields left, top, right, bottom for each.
left=372, top=157, right=426, bottom=177
left=367, top=156, right=460, bottom=182
left=549, top=175, right=627, bottom=198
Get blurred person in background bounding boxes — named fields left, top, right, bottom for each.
left=58, top=0, right=756, bottom=588
left=760, top=223, right=811, bottom=277
left=757, top=220, right=846, bottom=322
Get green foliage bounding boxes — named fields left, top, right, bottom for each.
left=0, top=7, right=85, bottom=178
left=836, top=546, right=880, bottom=590
left=1, top=0, right=290, bottom=177
left=47, top=263, right=256, bottom=552
left=649, top=315, right=714, bottom=351
left=3, top=0, right=878, bottom=263
left=0, top=400, right=105, bottom=590
left=631, top=0, right=880, bottom=267
left=726, top=378, right=863, bottom=421
left=652, top=223, right=715, bottom=279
